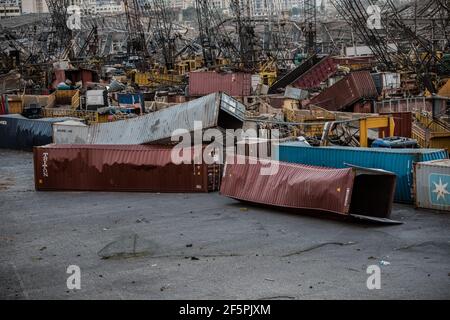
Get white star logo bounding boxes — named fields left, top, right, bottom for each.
left=432, top=178, right=450, bottom=201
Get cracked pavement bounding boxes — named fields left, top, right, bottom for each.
left=0, top=149, right=449, bottom=300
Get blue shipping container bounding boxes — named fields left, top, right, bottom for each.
left=117, top=93, right=144, bottom=109
left=0, top=115, right=74, bottom=151
left=277, top=143, right=448, bottom=203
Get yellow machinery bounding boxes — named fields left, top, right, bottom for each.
left=259, top=60, right=278, bottom=86
left=284, top=105, right=337, bottom=138
left=47, top=90, right=80, bottom=110
left=359, top=116, right=395, bottom=147
left=42, top=108, right=101, bottom=124
left=291, top=112, right=395, bottom=147
left=134, top=56, right=204, bottom=87
left=413, top=112, right=450, bottom=150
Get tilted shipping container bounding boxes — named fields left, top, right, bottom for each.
left=277, top=143, right=448, bottom=203
left=309, top=71, right=379, bottom=111
left=34, top=145, right=222, bottom=193
left=61, top=92, right=246, bottom=145
left=293, top=55, right=338, bottom=89
left=220, top=157, right=398, bottom=223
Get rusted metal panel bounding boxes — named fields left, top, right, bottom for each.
left=380, top=112, right=413, bottom=138
left=34, top=145, right=222, bottom=193
left=309, top=71, right=379, bottom=111
left=414, top=159, right=450, bottom=211
left=220, top=157, right=397, bottom=222
left=189, top=72, right=252, bottom=97
left=293, top=56, right=338, bottom=89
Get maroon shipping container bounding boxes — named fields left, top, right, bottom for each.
left=293, top=56, right=338, bottom=89
left=309, top=71, right=379, bottom=111
left=380, top=112, right=413, bottom=138
left=189, top=72, right=252, bottom=97
left=220, top=157, right=398, bottom=223
left=34, top=145, right=222, bottom=193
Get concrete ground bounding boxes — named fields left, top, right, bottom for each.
left=0, top=149, right=449, bottom=300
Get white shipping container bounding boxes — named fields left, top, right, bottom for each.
left=86, top=90, right=106, bottom=107
left=414, top=159, right=450, bottom=211
left=345, top=44, right=398, bottom=57
left=53, top=121, right=89, bottom=144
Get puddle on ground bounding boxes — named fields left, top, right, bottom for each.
left=98, top=233, right=158, bottom=260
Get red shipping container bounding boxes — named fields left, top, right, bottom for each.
left=34, top=145, right=222, bottom=193
left=380, top=112, right=413, bottom=138
left=189, top=72, right=252, bottom=97
left=309, top=71, right=379, bottom=111
left=293, top=56, right=338, bottom=89
left=220, top=156, right=398, bottom=223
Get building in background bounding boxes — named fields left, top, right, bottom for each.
left=21, top=0, right=48, bottom=14
left=0, top=0, right=22, bottom=18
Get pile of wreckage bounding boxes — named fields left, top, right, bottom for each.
left=1, top=53, right=450, bottom=220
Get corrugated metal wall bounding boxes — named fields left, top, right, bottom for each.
left=53, top=93, right=245, bottom=145
left=309, top=71, right=379, bottom=111
left=293, top=56, right=338, bottom=89
left=220, top=157, right=396, bottom=220
left=277, top=143, right=448, bottom=203
left=221, top=157, right=355, bottom=215
left=189, top=72, right=252, bottom=97
left=34, top=145, right=222, bottom=193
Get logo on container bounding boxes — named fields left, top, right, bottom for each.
left=429, top=174, right=450, bottom=205
left=42, top=153, right=49, bottom=178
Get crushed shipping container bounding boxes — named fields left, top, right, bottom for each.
left=34, top=145, right=222, bottom=193
left=57, top=92, right=246, bottom=145
left=309, top=71, right=378, bottom=111
left=277, top=143, right=448, bottom=203
left=292, top=55, right=338, bottom=89
left=414, top=159, right=450, bottom=211
left=220, top=157, right=398, bottom=224
left=0, top=115, right=76, bottom=151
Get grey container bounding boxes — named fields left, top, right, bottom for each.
left=414, top=159, right=450, bottom=211
left=85, top=92, right=246, bottom=145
